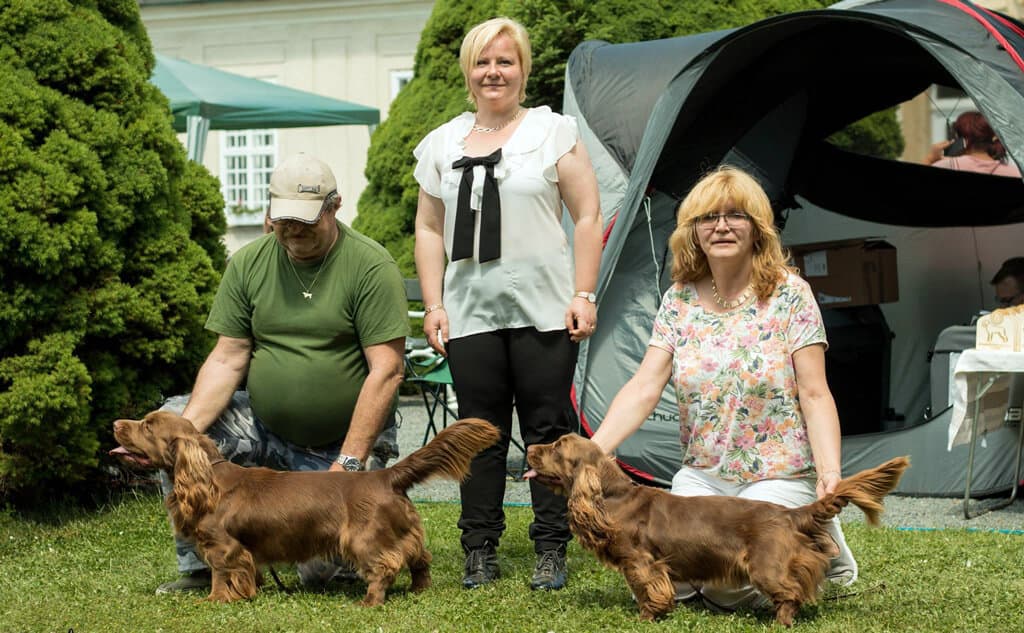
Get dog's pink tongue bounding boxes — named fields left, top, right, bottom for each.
left=109, top=446, right=152, bottom=467
left=522, top=469, right=537, bottom=480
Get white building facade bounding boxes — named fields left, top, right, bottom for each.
left=139, top=0, right=433, bottom=252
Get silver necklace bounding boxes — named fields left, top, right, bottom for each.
left=472, top=107, right=523, bottom=133
left=286, top=234, right=337, bottom=300
left=711, top=278, right=751, bottom=310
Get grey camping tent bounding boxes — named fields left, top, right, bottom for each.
left=567, top=0, right=1024, bottom=495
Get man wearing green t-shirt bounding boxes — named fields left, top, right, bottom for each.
left=154, top=153, right=409, bottom=594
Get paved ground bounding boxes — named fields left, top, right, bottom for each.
left=396, top=395, right=532, bottom=505
left=393, top=396, right=1024, bottom=531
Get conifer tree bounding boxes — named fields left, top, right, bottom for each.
left=0, top=0, right=225, bottom=502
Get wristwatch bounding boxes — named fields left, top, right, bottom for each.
left=575, top=291, right=597, bottom=304
left=336, top=454, right=364, bottom=472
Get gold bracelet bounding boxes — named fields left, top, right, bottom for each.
left=423, top=303, right=445, bottom=314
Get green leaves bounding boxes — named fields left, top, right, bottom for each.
left=828, top=108, right=906, bottom=160
left=0, top=0, right=224, bottom=503
left=354, top=0, right=501, bottom=277
left=0, top=332, right=94, bottom=494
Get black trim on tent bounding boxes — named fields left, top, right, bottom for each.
left=648, top=18, right=954, bottom=202
left=797, top=143, right=1024, bottom=227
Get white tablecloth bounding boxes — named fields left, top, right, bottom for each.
left=949, top=348, right=1024, bottom=450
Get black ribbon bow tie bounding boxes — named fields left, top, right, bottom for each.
left=451, top=148, right=502, bottom=263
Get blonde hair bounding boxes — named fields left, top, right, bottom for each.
left=667, top=165, right=794, bottom=301
left=459, top=17, right=531, bottom=106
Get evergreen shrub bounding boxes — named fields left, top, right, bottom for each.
left=0, top=0, right=225, bottom=504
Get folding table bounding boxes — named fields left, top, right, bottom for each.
left=949, top=348, right=1024, bottom=518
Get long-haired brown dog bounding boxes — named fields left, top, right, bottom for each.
left=525, top=434, right=909, bottom=626
left=111, top=411, right=499, bottom=605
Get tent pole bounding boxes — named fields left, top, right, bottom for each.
left=185, top=115, right=211, bottom=163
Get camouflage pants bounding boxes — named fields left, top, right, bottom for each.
left=158, top=391, right=398, bottom=579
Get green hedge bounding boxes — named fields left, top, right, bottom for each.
left=354, top=0, right=903, bottom=277
left=0, top=0, right=226, bottom=504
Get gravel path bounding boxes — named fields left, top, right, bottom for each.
left=394, top=396, right=1024, bottom=533
left=396, top=396, right=529, bottom=506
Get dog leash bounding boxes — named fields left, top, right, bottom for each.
left=204, top=458, right=308, bottom=595
left=268, top=567, right=292, bottom=594
left=203, top=458, right=331, bottom=596
left=204, top=458, right=291, bottom=593
left=209, top=459, right=292, bottom=593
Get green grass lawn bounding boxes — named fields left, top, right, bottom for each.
left=2, top=490, right=1022, bottom=633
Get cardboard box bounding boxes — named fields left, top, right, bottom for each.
left=787, top=238, right=899, bottom=308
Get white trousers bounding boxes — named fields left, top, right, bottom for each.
left=669, top=466, right=858, bottom=611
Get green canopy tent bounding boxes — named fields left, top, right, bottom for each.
left=151, top=53, right=380, bottom=161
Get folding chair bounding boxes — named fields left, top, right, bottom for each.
left=404, top=279, right=458, bottom=445
left=403, top=279, right=527, bottom=477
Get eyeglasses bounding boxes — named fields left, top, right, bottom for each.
left=695, top=211, right=751, bottom=229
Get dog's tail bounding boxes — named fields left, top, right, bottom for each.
left=386, top=418, right=500, bottom=492
left=794, top=456, right=910, bottom=531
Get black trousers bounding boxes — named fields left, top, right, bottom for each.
left=447, top=327, right=578, bottom=554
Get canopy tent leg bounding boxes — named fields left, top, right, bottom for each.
left=185, top=115, right=210, bottom=163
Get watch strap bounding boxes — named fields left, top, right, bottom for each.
left=336, top=454, right=364, bottom=471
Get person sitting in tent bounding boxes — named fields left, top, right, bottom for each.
left=991, top=257, right=1024, bottom=308
left=588, top=165, right=857, bottom=613
left=924, top=111, right=1021, bottom=178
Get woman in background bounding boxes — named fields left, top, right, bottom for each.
left=924, top=110, right=1021, bottom=177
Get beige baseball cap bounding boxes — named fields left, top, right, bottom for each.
left=268, top=153, right=338, bottom=223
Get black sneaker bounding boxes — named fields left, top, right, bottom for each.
left=529, top=548, right=567, bottom=590
left=462, top=542, right=500, bottom=589
left=154, top=569, right=211, bottom=595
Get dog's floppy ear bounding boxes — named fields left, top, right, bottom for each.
left=167, top=436, right=219, bottom=537
left=567, top=463, right=616, bottom=552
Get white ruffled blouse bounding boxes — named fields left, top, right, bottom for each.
left=413, top=106, right=579, bottom=340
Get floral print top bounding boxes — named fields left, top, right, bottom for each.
left=649, top=272, right=826, bottom=483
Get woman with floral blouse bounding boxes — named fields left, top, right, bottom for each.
left=590, top=165, right=857, bottom=613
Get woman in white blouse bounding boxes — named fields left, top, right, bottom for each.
left=413, top=16, right=603, bottom=592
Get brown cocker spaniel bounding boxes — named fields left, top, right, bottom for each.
left=525, top=434, right=909, bottom=626
left=111, top=411, right=499, bottom=605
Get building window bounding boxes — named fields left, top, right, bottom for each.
left=220, top=130, right=278, bottom=226
left=390, top=69, right=413, bottom=101
left=930, top=85, right=973, bottom=144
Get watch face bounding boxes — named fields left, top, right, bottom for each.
left=339, top=456, right=362, bottom=472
